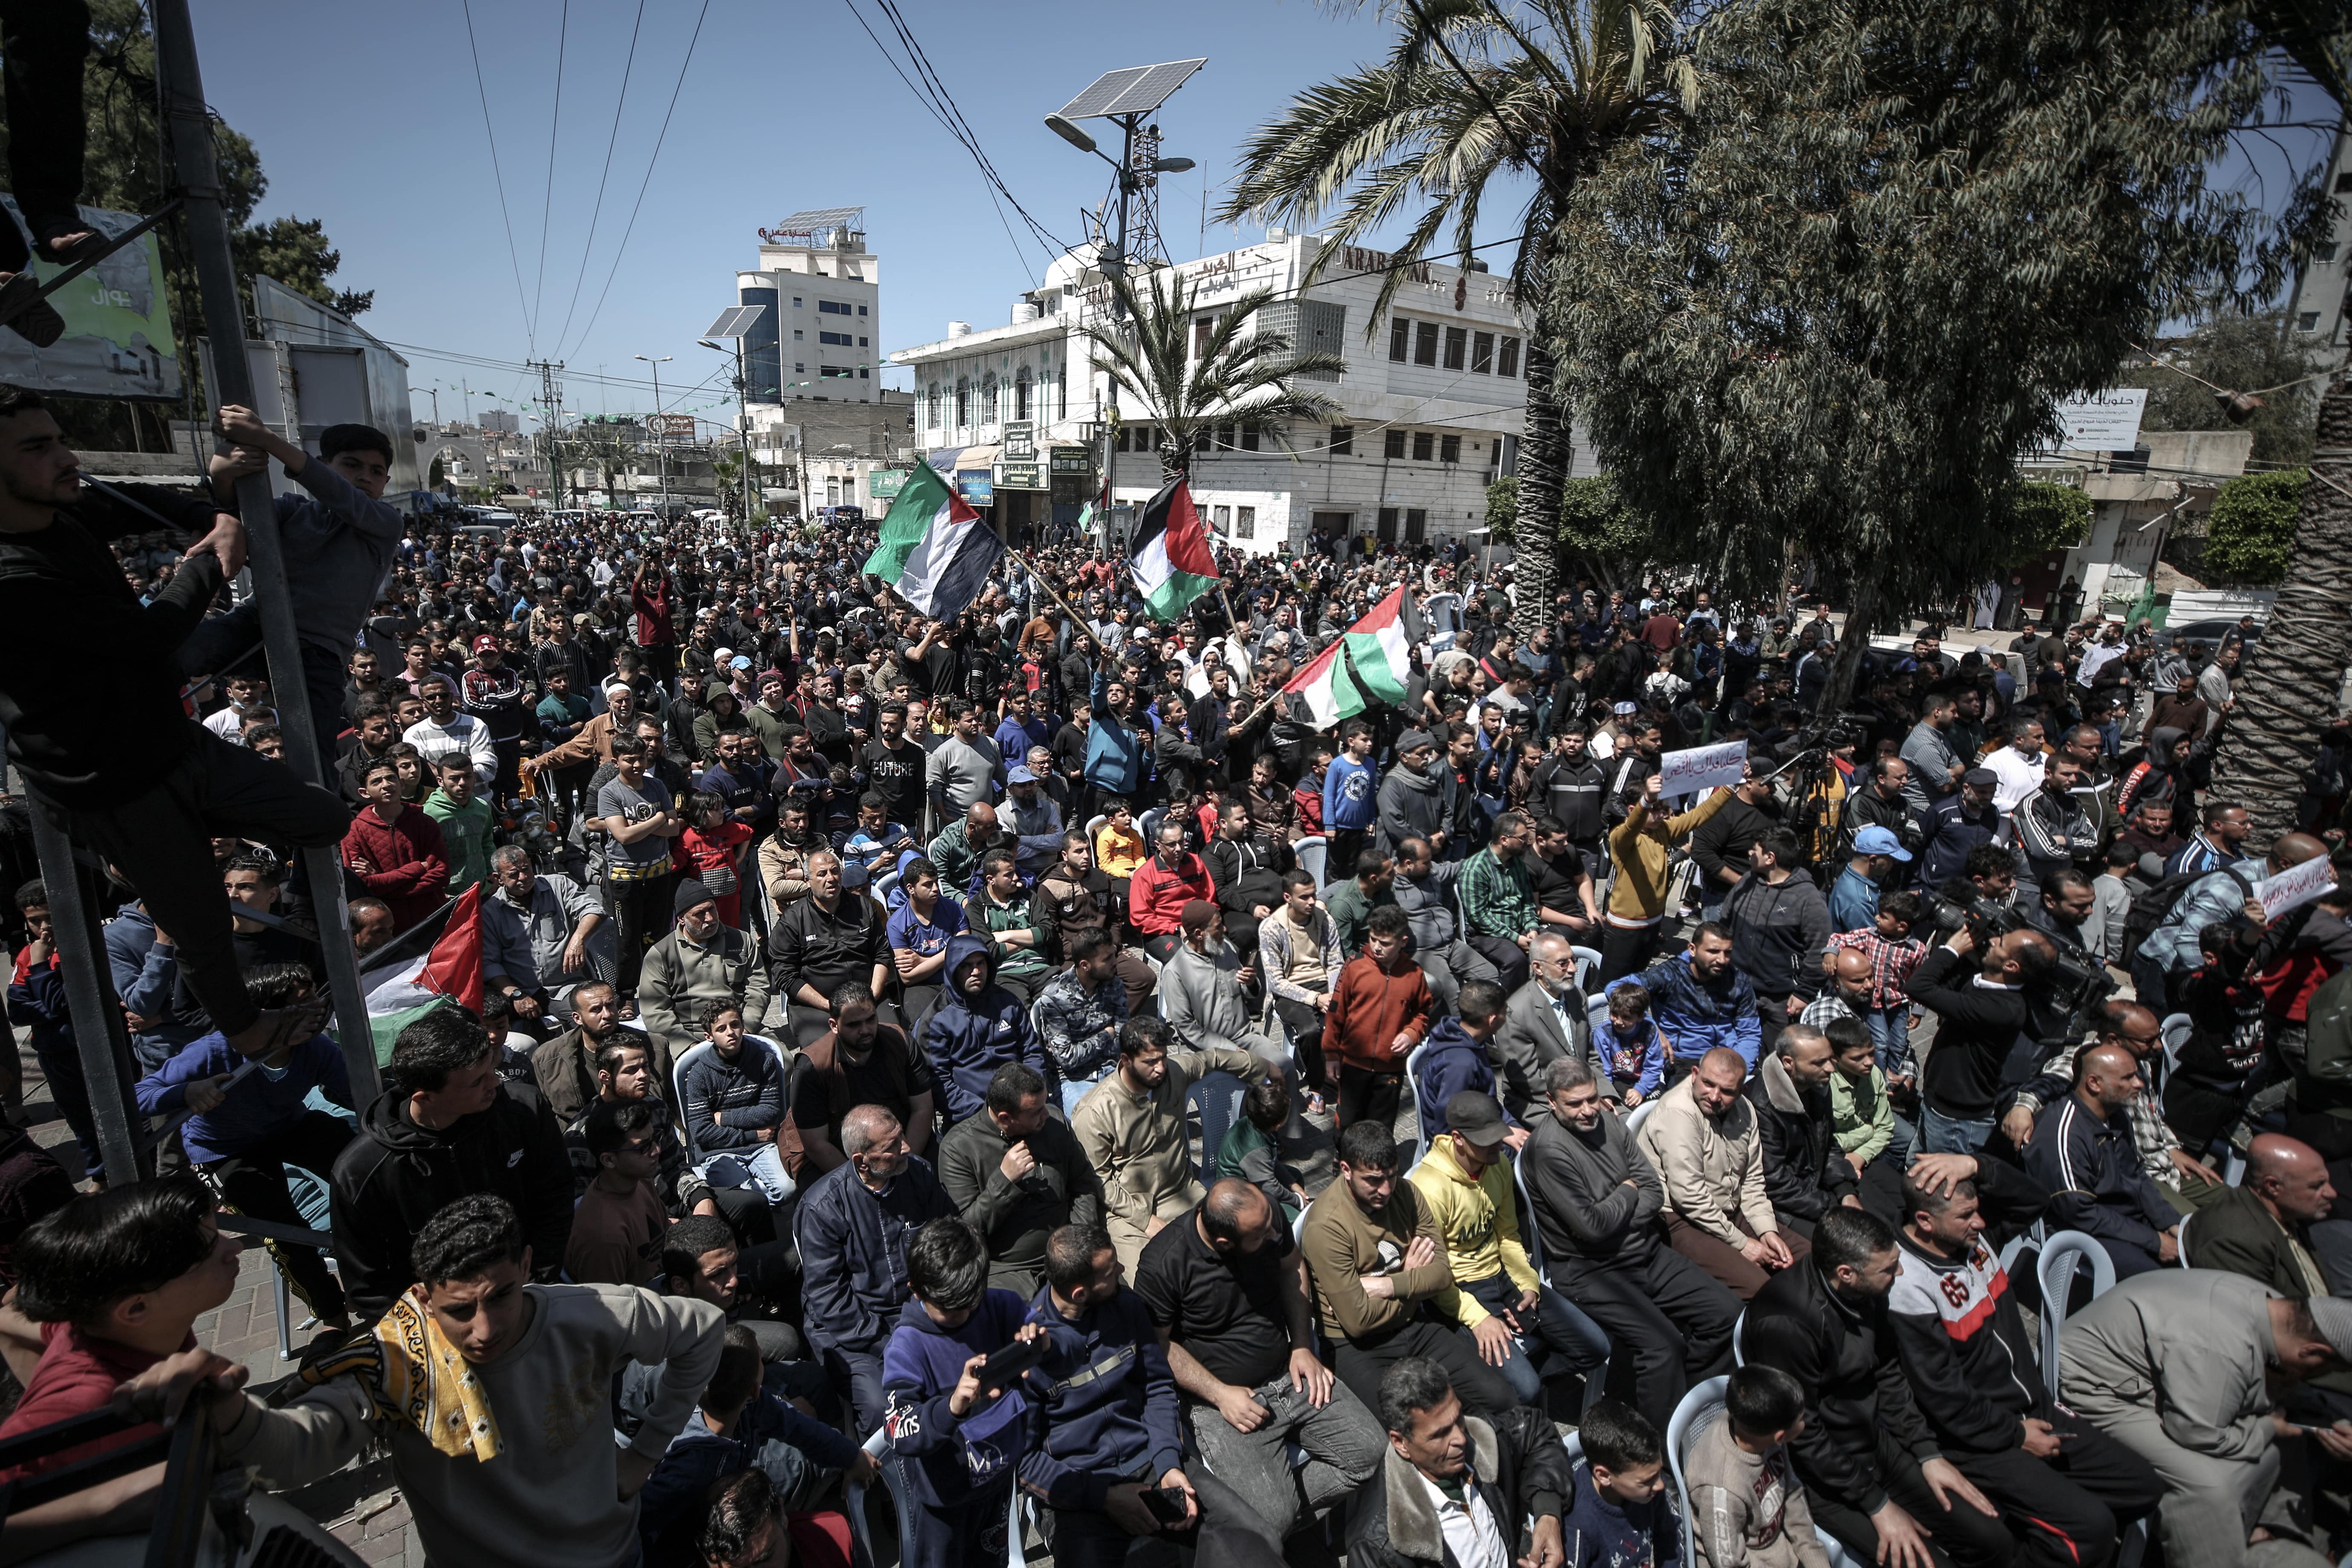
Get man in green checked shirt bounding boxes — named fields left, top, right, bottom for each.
left=1458, top=809, right=1538, bottom=994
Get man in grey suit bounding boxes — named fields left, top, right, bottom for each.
left=1391, top=835, right=1499, bottom=1017
left=1493, top=931, right=1607, bottom=1122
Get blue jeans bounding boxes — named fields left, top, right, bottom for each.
left=1060, top=1071, right=1106, bottom=1118
left=1921, top=1104, right=1996, bottom=1154
left=1867, top=1005, right=1915, bottom=1078
left=699, top=1143, right=795, bottom=1207
left=1454, top=1272, right=1611, bottom=1407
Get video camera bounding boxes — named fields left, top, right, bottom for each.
left=1921, top=880, right=2114, bottom=1034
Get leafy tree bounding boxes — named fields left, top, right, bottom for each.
left=1998, top=483, right=2094, bottom=570
left=2118, top=310, right=2324, bottom=465
left=1222, top=0, right=1692, bottom=634
left=1556, top=474, right=1657, bottom=589
left=1548, top=0, right=2274, bottom=715
left=1079, top=268, right=1342, bottom=481
left=2200, top=468, right=2306, bottom=583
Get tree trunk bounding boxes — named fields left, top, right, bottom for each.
left=1819, top=580, right=1876, bottom=715
left=2210, top=373, right=2352, bottom=854
left=1512, top=327, right=1567, bottom=639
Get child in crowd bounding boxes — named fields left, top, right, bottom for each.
left=1825, top=888, right=1927, bottom=1085
left=1824, top=1016, right=1909, bottom=1219
left=679, top=1002, right=791, bottom=1207
left=1214, top=1078, right=1310, bottom=1221
left=1685, top=1364, right=1829, bottom=1568
left=566, top=1098, right=669, bottom=1287
left=1563, top=1398, right=1678, bottom=1568
left=1596, top=981, right=1668, bottom=1107
left=1325, top=904, right=1435, bottom=1131
left=1093, top=798, right=1146, bottom=884
left=678, top=791, right=753, bottom=930
left=882, top=1218, right=1041, bottom=1568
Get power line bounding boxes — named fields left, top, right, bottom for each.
left=459, top=0, right=536, bottom=350
left=531, top=0, right=571, bottom=345
left=557, top=0, right=712, bottom=362
left=549, top=0, right=646, bottom=355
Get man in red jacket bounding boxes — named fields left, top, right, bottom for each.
left=342, top=756, right=450, bottom=930
left=1128, top=818, right=1217, bottom=962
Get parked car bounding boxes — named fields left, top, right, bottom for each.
left=2167, top=617, right=2264, bottom=658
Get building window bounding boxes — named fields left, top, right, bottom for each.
left=793, top=297, right=802, bottom=307
left=1212, top=504, right=1231, bottom=533
left=1405, top=508, right=1427, bottom=544
left=1331, top=425, right=1354, bottom=454
left=1241, top=425, right=1261, bottom=452
left=793, top=329, right=804, bottom=340
left=1384, top=428, right=1407, bottom=459
left=2300, top=311, right=2322, bottom=330
left=860, top=368, right=869, bottom=379
left=2338, top=171, right=2352, bottom=193
left=981, top=373, right=999, bottom=424
left=1414, top=321, right=1439, bottom=366
left=1377, top=506, right=1399, bottom=543
left=859, top=336, right=869, bottom=347
left=859, top=304, right=870, bottom=315
left=794, top=362, right=805, bottom=374
left=1412, top=431, right=1434, bottom=461
left=1472, top=332, right=1494, bottom=373
left=1440, top=434, right=1461, bottom=463
left=1192, top=315, right=1221, bottom=357
left=1014, top=374, right=1031, bottom=421
left=1498, top=336, right=1521, bottom=377
left=956, top=380, right=970, bottom=425
left=820, top=330, right=851, bottom=346
left=2315, top=242, right=2339, bottom=262
left=820, top=300, right=852, bottom=315
left=1389, top=317, right=1410, bottom=362
left=821, top=365, right=852, bottom=379
left=1443, top=327, right=1467, bottom=370
left=1235, top=505, right=1255, bottom=539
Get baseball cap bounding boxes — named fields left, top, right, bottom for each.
left=1444, top=1091, right=1511, bottom=1151
left=1006, top=765, right=1037, bottom=784
left=2308, top=1296, right=2352, bottom=1363
left=1852, top=824, right=1913, bottom=862
left=1962, top=767, right=1999, bottom=790
left=471, top=634, right=499, bottom=654
left=729, top=655, right=752, bottom=671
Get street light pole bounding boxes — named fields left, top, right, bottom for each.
left=636, top=354, right=673, bottom=522
left=700, top=337, right=758, bottom=533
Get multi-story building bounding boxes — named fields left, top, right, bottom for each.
left=2289, top=122, right=2352, bottom=375
left=889, top=230, right=1528, bottom=553
left=732, top=207, right=884, bottom=411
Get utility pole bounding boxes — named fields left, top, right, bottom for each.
left=150, top=0, right=381, bottom=1117
left=528, top=359, right=566, bottom=512
left=637, top=354, right=673, bottom=521
left=416, top=385, right=439, bottom=428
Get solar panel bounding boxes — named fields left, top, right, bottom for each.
left=773, top=206, right=866, bottom=230
left=1056, top=58, right=1205, bottom=121
left=704, top=305, right=765, bottom=339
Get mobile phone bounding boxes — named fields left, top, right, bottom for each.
left=976, top=1335, right=1046, bottom=1391
left=1142, top=1486, right=1189, bottom=1528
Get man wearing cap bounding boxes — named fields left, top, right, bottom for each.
left=2060, top=1269, right=2352, bottom=1568
left=1408, top=1091, right=1612, bottom=1408
left=1375, top=730, right=1452, bottom=861
left=459, top=632, right=531, bottom=801
left=1160, top=900, right=1292, bottom=1086
left=639, top=867, right=773, bottom=1084
left=1001, top=765, right=1065, bottom=879
left=1919, top=767, right=2003, bottom=888
left=1828, top=825, right=1913, bottom=933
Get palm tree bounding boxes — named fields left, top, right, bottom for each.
left=1080, top=267, right=1345, bottom=481
left=1222, top=0, right=1693, bottom=633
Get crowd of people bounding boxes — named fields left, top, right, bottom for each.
left=5, top=387, right=2352, bottom=1568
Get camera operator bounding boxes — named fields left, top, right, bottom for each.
left=1904, top=917, right=2059, bottom=1154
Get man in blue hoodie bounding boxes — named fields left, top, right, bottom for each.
left=1022, top=1221, right=1281, bottom=1566
left=883, top=1217, right=1041, bottom=1568
left=1620, top=923, right=1763, bottom=1073
left=923, top=933, right=1052, bottom=1127
left=1082, top=670, right=1146, bottom=825
left=1412, top=978, right=1526, bottom=1148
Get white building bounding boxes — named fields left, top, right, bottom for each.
left=889, top=230, right=1528, bottom=553
left=2289, top=123, right=2351, bottom=374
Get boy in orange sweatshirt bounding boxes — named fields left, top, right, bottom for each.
left=1326, top=904, right=1434, bottom=1131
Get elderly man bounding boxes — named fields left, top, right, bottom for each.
left=1135, top=1178, right=1386, bottom=1544
left=2188, top=1133, right=2352, bottom=1419
left=1494, top=930, right=1604, bottom=1122
left=638, top=881, right=771, bottom=1085
left=1000, top=764, right=1065, bottom=878
left=482, top=845, right=610, bottom=1006
left=1071, top=1017, right=1270, bottom=1274
left=793, top=1102, right=956, bottom=1437
left=1637, top=1045, right=1809, bottom=1300
left=928, top=798, right=1004, bottom=902
left=2060, top=1270, right=2352, bottom=1568
left=1159, top=900, right=1292, bottom=1085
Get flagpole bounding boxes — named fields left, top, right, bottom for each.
left=1008, top=546, right=1109, bottom=657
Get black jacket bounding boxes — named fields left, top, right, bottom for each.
left=1688, top=793, right=1783, bottom=894
left=1721, top=868, right=1831, bottom=1000
left=1530, top=754, right=1605, bottom=844
left=1747, top=1255, right=1944, bottom=1517
left=1344, top=1405, right=1569, bottom=1568
left=1743, top=1053, right=1858, bottom=1225
left=1521, top=1105, right=1662, bottom=1269
left=329, top=1081, right=574, bottom=1316
left=1885, top=1157, right=2053, bottom=1454
left=934, top=1112, right=1102, bottom=1295
left=1840, top=781, right=1927, bottom=864
left=1205, top=834, right=1289, bottom=926
left=768, top=891, right=886, bottom=1003
left=1906, top=944, right=2034, bottom=1121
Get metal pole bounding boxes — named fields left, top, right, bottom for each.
left=736, top=341, right=755, bottom=531
left=26, top=810, right=144, bottom=1187
left=153, top=0, right=380, bottom=1103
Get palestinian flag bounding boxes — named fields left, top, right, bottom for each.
left=860, top=459, right=1003, bottom=620
left=1129, top=476, right=1218, bottom=621
left=1282, top=586, right=1423, bottom=729
left=360, top=886, right=483, bottom=1065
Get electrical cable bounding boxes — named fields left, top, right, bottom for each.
left=549, top=0, right=646, bottom=356
left=460, top=0, right=537, bottom=350
left=873, top=0, right=1065, bottom=254
left=558, top=0, right=712, bottom=362
left=531, top=0, right=571, bottom=345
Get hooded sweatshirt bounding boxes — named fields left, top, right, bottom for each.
left=920, top=933, right=1048, bottom=1124
left=1413, top=1017, right=1514, bottom=1140
left=882, top=1288, right=1032, bottom=1510
left=1722, top=867, right=1831, bottom=1000
left=1375, top=757, right=1450, bottom=856
left=341, top=804, right=451, bottom=930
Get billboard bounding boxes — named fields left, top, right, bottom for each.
left=648, top=413, right=699, bottom=444
left=0, top=200, right=181, bottom=401
left=2054, top=389, right=2147, bottom=451
left=869, top=468, right=911, bottom=501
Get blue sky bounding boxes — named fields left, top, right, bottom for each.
left=189, top=0, right=1517, bottom=432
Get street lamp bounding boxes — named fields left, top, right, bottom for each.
left=634, top=353, right=673, bottom=523
left=700, top=337, right=758, bottom=531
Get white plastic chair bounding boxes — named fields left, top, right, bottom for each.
left=1509, top=1151, right=1545, bottom=1276
left=671, top=1040, right=718, bottom=1163
left=2178, top=1211, right=2194, bottom=1268
left=1294, top=833, right=1330, bottom=893
left=2154, top=1011, right=2191, bottom=1098
left=1732, top=1308, right=1746, bottom=1367
left=1624, top=1098, right=1658, bottom=1138
left=1570, top=944, right=1602, bottom=995
left=1667, top=1375, right=1858, bottom=1568
left=2037, top=1229, right=2118, bottom=1391
left=1403, top=1040, right=1431, bottom=1164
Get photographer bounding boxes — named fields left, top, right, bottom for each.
left=1904, top=919, right=2058, bottom=1154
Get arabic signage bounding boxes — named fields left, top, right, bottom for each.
left=0, top=200, right=181, bottom=401
left=994, top=461, right=1044, bottom=491
left=1002, top=420, right=1036, bottom=461
left=1049, top=446, right=1094, bottom=476
left=956, top=469, right=994, bottom=506
left=2054, top=390, right=2147, bottom=451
